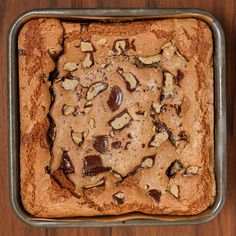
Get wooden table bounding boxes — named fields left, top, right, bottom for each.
left=0, top=0, right=235, bottom=235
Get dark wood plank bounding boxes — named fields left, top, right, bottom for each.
left=0, top=0, right=235, bottom=236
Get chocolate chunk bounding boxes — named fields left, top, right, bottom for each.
left=117, top=67, right=139, bottom=92
left=142, top=143, right=145, bottom=148
left=174, top=70, right=184, bottom=86
left=166, top=160, right=183, bottom=177
left=86, top=81, right=108, bottom=101
left=60, top=151, right=75, bottom=174
left=107, top=86, right=123, bottom=112
left=148, top=189, right=161, bottom=203
left=47, top=114, right=56, bottom=149
left=112, top=38, right=129, bottom=55
left=113, top=192, right=125, bottom=204
left=111, top=141, right=122, bottom=149
left=83, top=155, right=108, bottom=176
left=178, top=131, right=189, bottom=141
left=93, top=135, right=108, bottom=154
left=108, top=109, right=133, bottom=131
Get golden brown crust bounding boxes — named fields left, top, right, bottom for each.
left=19, top=18, right=215, bottom=217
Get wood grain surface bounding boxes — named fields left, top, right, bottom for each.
left=0, top=0, right=235, bottom=235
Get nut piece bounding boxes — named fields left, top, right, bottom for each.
left=83, top=129, right=89, bottom=138
left=161, top=72, right=174, bottom=100
left=86, top=82, right=108, bottom=101
left=152, top=102, right=162, bottom=114
left=109, top=169, right=123, bottom=181
left=71, top=130, right=84, bottom=147
left=113, top=192, right=125, bottom=204
left=117, top=68, right=139, bottom=92
left=61, top=79, right=79, bottom=91
left=109, top=131, right=115, bottom=138
left=166, top=160, right=183, bottom=177
left=161, top=42, right=172, bottom=50
left=135, top=54, right=161, bottom=68
left=84, top=106, right=92, bottom=113
left=63, top=62, right=78, bottom=71
left=97, top=38, right=108, bottom=46
left=62, top=105, right=75, bottom=115
left=141, top=155, right=155, bottom=168
left=169, top=184, right=179, bottom=198
left=149, top=131, right=169, bottom=148
left=148, top=189, right=161, bottom=203
left=107, top=86, right=123, bottom=112
left=108, top=109, right=133, bottom=131
left=80, top=41, right=95, bottom=52
left=82, top=53, right=94, bottom=68
left=89, top=118, right=95, bottom=128
left=112, top=38, right=129, bottom=55
left=84, top=177, right=105, bottom=189
left=185, top=166, right=199, bottom=176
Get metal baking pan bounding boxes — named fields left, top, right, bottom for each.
left=8, top=8, right=227, bottom=227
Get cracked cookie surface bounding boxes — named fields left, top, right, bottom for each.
left=19, top=18, right=215, bottom=218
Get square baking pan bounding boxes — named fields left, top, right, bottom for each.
left=8, top=8, right=227, bottom=227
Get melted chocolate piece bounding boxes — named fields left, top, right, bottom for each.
left=174, top=70, right=184, bottom=86
left=111, top=141, right=122, bottom=149
left=107, top=86, right=123, bottom=112
left=83, top=155, right=108, bottom=176
left=93, top=135, right=108, bottom=154
left=126, top=165, right=141, bottom=178
left=47, top=114, right=56, bottom=149
left=178, top=131, right=189, bottom=141
left=48, top=68, right=58, bottom=82
left=148, top=189, right=161, bottom=203
left=166, top=160, right=183, bottom=177
left=60, top=151, right=75, bottom=174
